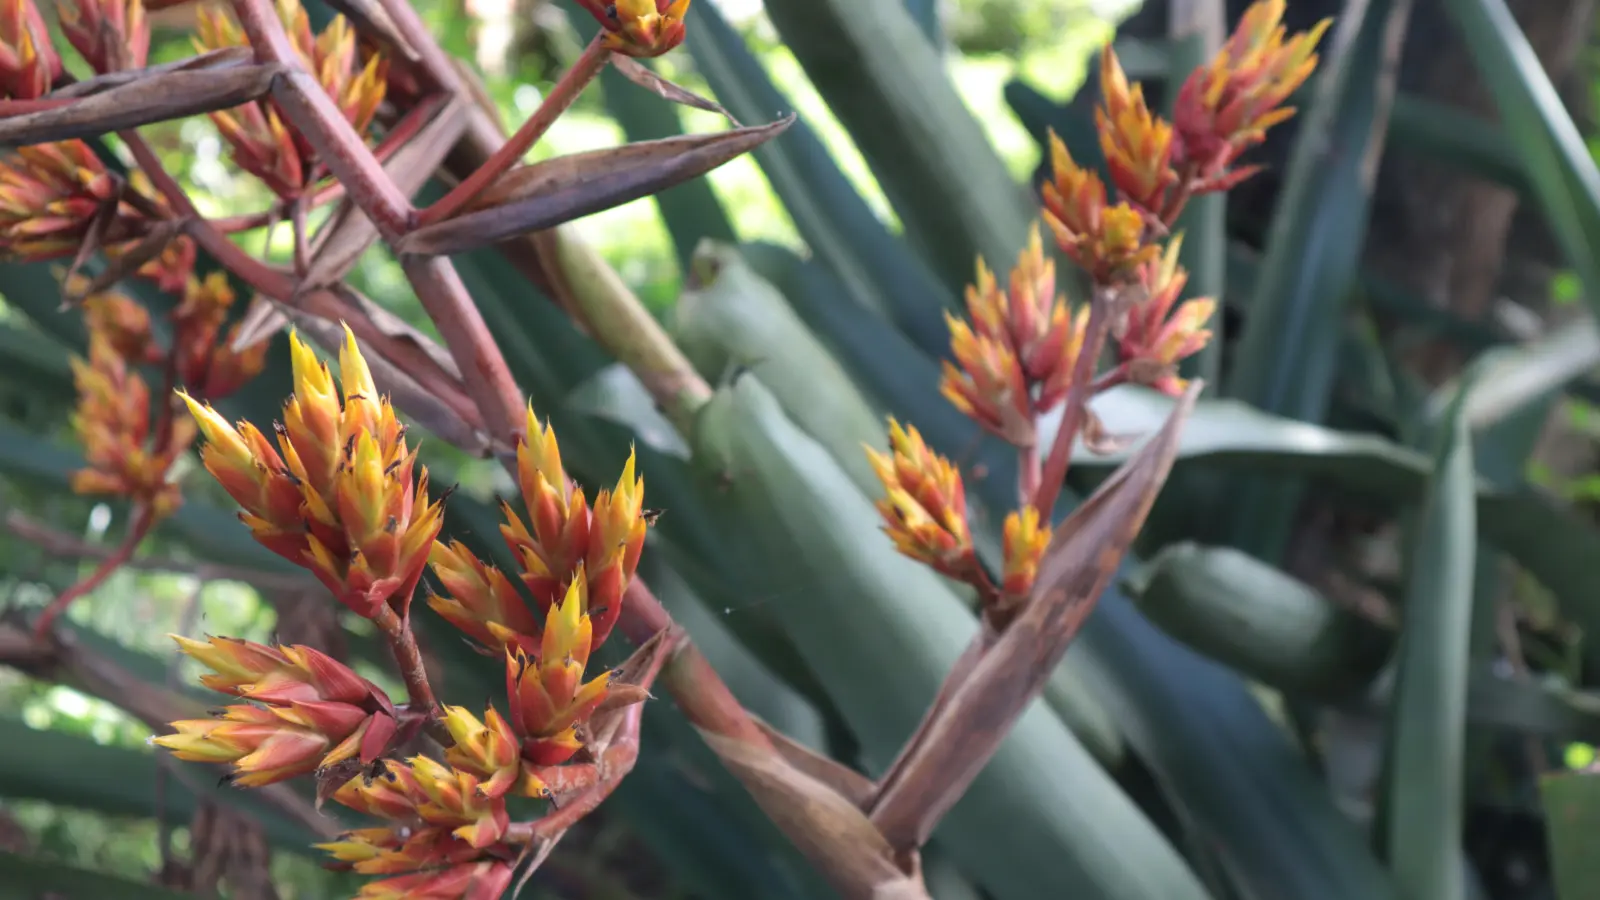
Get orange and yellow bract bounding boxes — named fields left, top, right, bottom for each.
left=170, top=272, right=269, bottom=399
left=574, top=0, right=691, bottom=57
left=153, top=635, right=400, bottom=786
left=1173, top=0, right=1331, bottom=192
left=504, top=572, right=613, bottom=766
left=194, top=0, right=387, bottom=197
left=1118, top=236, right=1216, bottom=396
left=69, top=332, right=193, bottom=517
left=0, top=0, right=59, bottom=100
left=941, top=225, right=1090, bottom=446
left=865, top=420, right=975, bottom=582
left=1096, top=47, right=1177, bottom=217
left=181, top=327, right=445, bottom=619
left=58, top=0, right=148, bottom=74
left=0, top=141, right=117, bottom=261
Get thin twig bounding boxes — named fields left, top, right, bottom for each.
left=5, top=511, right=313, bottom=592
left=1031, top=293, right=1115, bottom=520
left=419, top=34, right=611, bottom=225
left=32, top=504, right=155, bottom=638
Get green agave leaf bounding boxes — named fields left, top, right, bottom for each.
left=1129, top=543, right=1600, bottom=743
left=685, top=2, right=957, bottom=357
left=1126, top=543, right=1392, bottom=699
left=0, top=717, right=326, bottom=851
left=0, top=852, right=193, bottom=900
left=1541, top=772, right=1600, bottom=900
left=1387, top=93, right=1527, bottom=196
left=1079, top=387, right=1600, bottom=672
left=902, top=0, right=941, bottom=44
left=671, top=241, right=887, bottom=494
left=1442, top=0, right=1600, bottom=311
left=1378, top=376, right=1477, bottom=900
left=744, top=240, right=1395, bottom=900
left=761, top=0, right=1034, bottom=294
left=1225, top=0, right=1414, bottom=560
left=688, top=375, right=1210, bottom=900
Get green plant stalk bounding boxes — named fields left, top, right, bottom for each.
left=552, top=229, right=715, bottom=435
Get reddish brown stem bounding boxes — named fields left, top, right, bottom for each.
left=33, top=504, right=156, bottom=639
left=399, top=256, right=525, bottom=444
left=419, top=35, right=610, bottom=226
left=0, top=97, right=75, bottom=115
left=370, top=603, right=448, bottom=747
left=1016, top=440, right=1040, bottom=506
left=1030, top=296, right=1113, bottom=521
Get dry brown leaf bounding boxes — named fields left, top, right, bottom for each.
left=398, top=117, right=795, bottom=256
left=609, top=55, right=741, bottom=124
left=866, top=382, right=1203, bottom=849
left=0, top=64, right=283, bottom=146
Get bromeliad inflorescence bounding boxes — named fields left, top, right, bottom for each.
left=157, top=331, right=656, bottom=898
left=869, top=0, right=1327, bottom=619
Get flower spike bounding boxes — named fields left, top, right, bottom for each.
left=865, top=420, right=976, bottom=581
left=153, top=635, right=400, bottom=787
left=575, top=0, right=691, bottom=57
left=181, top=328, right=446, bottom=620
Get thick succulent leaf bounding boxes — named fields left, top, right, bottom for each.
left=1378, top=378, right=1477, bottom=900
left=0, top=323, right=75, bottom=405
left=671, top=242, right=887, bottom=494
left=1077, top=387, right=1600, bottom=671
left=1126, top=543, right=1392, bottom=699
left=1224, top=0, right=1413, bottom=561
left=761, top=0, right=1034, bottom=295
left=685, top=1, right=957, bottom=357
left=1129, top=543, right=1600, bottom=742
left=688, top=375, right=1210, bottom=900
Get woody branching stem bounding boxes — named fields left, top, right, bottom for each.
left=1031, top=296, right=1114, bottom=521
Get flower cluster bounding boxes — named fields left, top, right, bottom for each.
left=58, top=0, right=148, bottom=75
left=941, top=224, right=1087, bottom=448
left=868, top=0, right=1326, bottom=612
left=0, top=0, right=61, bottom=101
left=182, top=328, right=445, bottom=620
left=154, top=636, right=403, bottom=786
left=195, top=0, right=388, bottom=198
left=1172, top=0, right=1330, bottom=194
left=160, top=331, right=654, bottom=896
left=171, top=272, right=270, bottom=398
left=69, top=328, right=192, bottom=518
left=575, top=0, right=692, bottom=58
left=66, top=271, right=266, bottom=518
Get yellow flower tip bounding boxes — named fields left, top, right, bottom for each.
left=336, top=323, right=377, bottom=403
